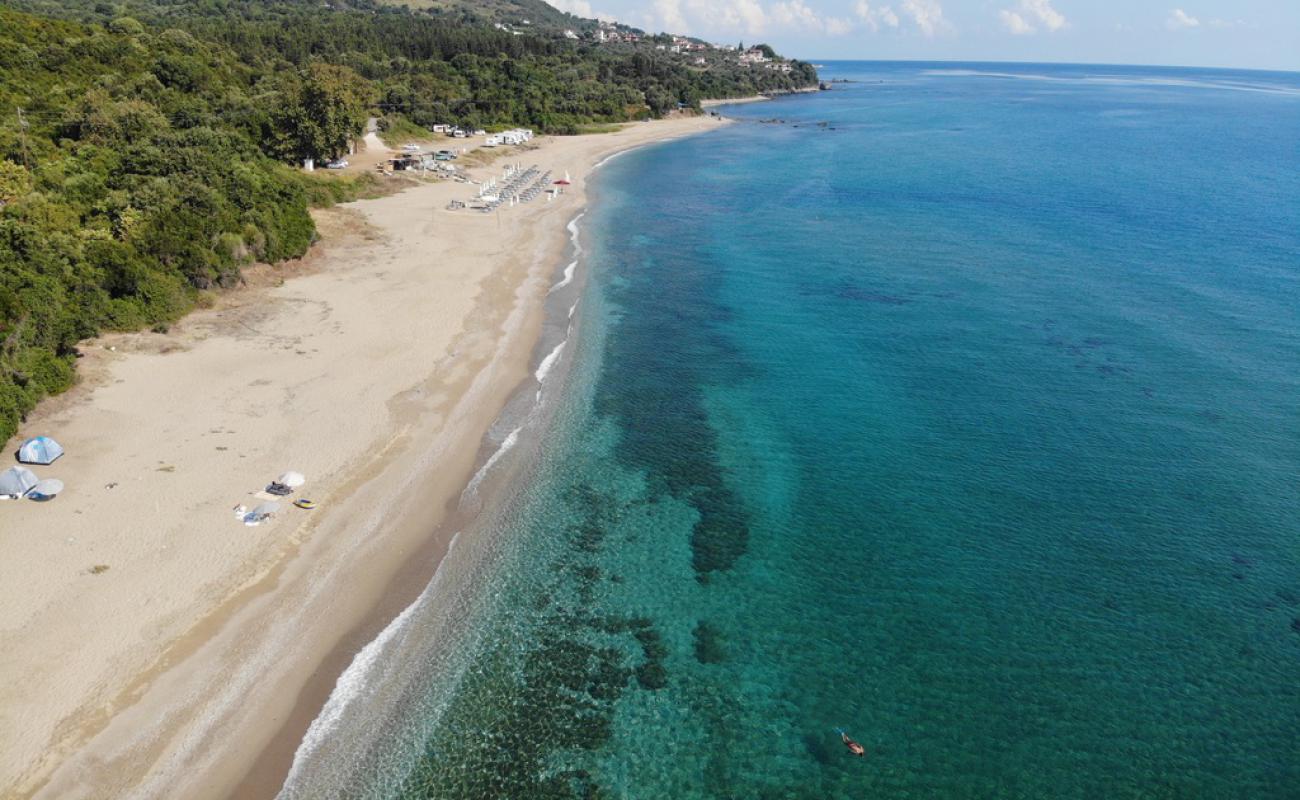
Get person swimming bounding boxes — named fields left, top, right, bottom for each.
left=835, top=728, right=866, bottom=757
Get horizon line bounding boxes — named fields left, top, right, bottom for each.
left=793, top=57, right=1300, bottom=76
left=790, top=56, right=1300, bottom=75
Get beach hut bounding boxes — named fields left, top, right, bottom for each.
left=0, top=466, right=39, bottom=499
left=26, top=479, right=64, bottom=501
left=18, top=436, right=64, bottom=465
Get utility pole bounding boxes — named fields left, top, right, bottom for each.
left=16, top=107, right=30, bottom=170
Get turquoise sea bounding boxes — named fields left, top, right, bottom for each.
left=280, top=63, right=1300, bottom=799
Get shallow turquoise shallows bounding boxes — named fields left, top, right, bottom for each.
left=287, top=63, right=1300, bottom=800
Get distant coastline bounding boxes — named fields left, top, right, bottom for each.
left=701, top=86, right=823, bottom=107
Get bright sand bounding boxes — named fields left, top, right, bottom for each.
left=0, top=115, right=722, bottom=800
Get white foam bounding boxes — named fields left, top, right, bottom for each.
left=568, top=301, right=579, bottom=319
left=463, top=426, right=523, bottom=497
left=535, top=341, right=566, bottom=384
left=548, top=212, right=585, bottom=293
left=592, top=149, right=632, bottom=170
left=567, top=212, right=585, bottom=254
left=549, top=260, right=578, bottom=292
left=280, top=584, right=428, bottom=793
left=922, top=69, right=1300, bottom=96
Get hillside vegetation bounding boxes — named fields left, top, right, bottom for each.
left=0, top=0, right=817, bottom=440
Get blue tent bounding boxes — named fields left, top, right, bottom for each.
left=18, top=436, right=64, bottom=465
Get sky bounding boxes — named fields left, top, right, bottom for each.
left=544, top=0, right=1300, bottom=72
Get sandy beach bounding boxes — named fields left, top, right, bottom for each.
left=0, top=114, right=721, bottom=800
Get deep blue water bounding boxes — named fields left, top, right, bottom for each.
left=286, top=62, right=1300, bottom=799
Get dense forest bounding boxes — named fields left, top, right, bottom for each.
left=0, top=0, right=817, bottom=441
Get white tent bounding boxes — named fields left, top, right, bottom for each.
left=27, top=479, right=64, bottom=501
left=18, top=436, right=64, bottom=465
left=0, top=466, right=39, bottom=498
left=277, top=472, right=306, bottom=488
left=244, top=501, right=281, bottom=526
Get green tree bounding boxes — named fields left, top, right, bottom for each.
left=0, top=161, right=32, bottom=207
left=276, top=63, right=372, bottom=162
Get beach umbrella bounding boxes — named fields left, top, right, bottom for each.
left=0, top=466, right=39, bottom=498
left=277, top=471, right=306, bottom=488
left=26, top=479, right=64, bottom=501
left=18, top=436, right=64, bottom=465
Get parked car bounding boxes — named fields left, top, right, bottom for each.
left=401, top=144, right=420, bottom=153
left=324, top=159, right=349, bottom=169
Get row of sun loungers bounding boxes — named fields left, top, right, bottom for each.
left=477, top=166, right=553, bottom=212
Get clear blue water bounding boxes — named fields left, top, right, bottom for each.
left=319, top=63, right=1300, bottom=799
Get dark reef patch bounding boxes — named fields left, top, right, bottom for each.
left=595, top=243, right=754, bottom=581
left=693, top=621, right=727, bottom=664
left=397, top=482, right=671, bottom=799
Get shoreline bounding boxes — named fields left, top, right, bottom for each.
left=0, top=115, right=724, bottom=800
left=700, top=86, right=821, bottom=107
left=240, top=149, right=608, bottom=799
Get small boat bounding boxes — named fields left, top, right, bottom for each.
left=294, top=499, right=317, bottom=510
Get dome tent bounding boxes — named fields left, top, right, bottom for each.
left=266, top=471, right=305, bottom=496
left=18, top=436, right=64, bottom=465
left=27, top=479, right=64, bottom=501
left=277, top=471, right=305, bottom=488
left=0, top=466, right=39, bottom=498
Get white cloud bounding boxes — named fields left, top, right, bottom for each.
left=999, top=0, right=1065, bottom=35
left=652, top=0, right=688, bottom=31
left=999, top=9, right=1033, bottom=34
left=641, top=0, right=857, bottom=37
left=1022, top=0, right=1065, bottom=31
left=544, top=0, right=617, bottom=23
left=824, top=15, right=854, bottom=34
left=854, top=1, right=901, bottom=32
left=771, top=0, right=819, bottom=28
left=1166, top=8, right=1200, bottom=30
left=769, top=0, right=853, bottom=35
left=900, top=0, right=951, bottom=37
left=546, top=0, right=590, bottom=14
left=713, top=0, right=769, bottom=35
